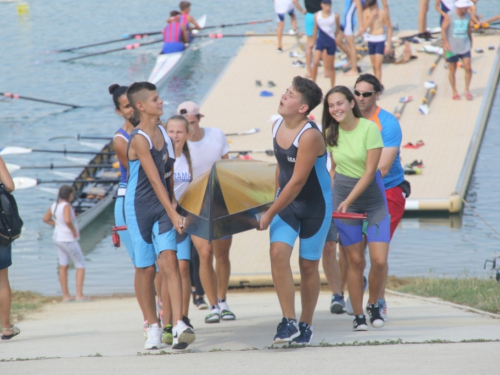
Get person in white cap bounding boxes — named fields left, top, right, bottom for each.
left=441, top=0, right=474, bottom=101
left=177, top=101, right=236, bottom=324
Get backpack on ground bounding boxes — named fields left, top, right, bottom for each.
left=0, top=184, right=23, bottom=247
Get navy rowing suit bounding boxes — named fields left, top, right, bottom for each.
left=270, top=118, right=332, bottom=260
left=125, top=125, right=176, bottom=268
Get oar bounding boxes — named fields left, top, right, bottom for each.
left=44, top=34, right=152, bottom=54
left=60, top=38, right=163, bottom=62
left=0, top=92, right=82, bottom=108
left=13, top=177, right=120, bottom=190
left=228, top=149, right=274, bottom=156
left=194, top=32, right=284, bottom=39
left=332, top=212, right=367, bottom=220
left=49, top=128, right=261, bottom=141
left=393, top=96, right=413, bottom=120
left=427, top=54, right=442, bottom=75
left=399, top=30, right=441, bottom=41
left=6, top=162, right=119, bottom=173
left=0, top=146, right=114, bottom=156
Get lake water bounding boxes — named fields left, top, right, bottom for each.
left=1, top=0, right=499, bottom=295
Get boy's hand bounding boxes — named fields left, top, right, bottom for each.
left=172, top=213, right=185, bottom=234
left=443, top=41, right=451, bottom=52
left=384, top=43, right=391, bottom=55
left=257, top=211, right=272, bottom=231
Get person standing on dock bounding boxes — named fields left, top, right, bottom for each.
left=353, top=73, right=408, bottom=321
left=43, top=185, right=89, bottom=303
left=162, top=11, right=190, bottom=54
left=177, top=101, right=236, bottom=324
left=274, top=0, right=299, bottom=52
left=0, top=156, right=20, bottom=341
left=441, top=0, right=474, bottom=100
left=292, top=0, right=322, bottom=77
left=322, top=85, right=389, bottom=331
left=311, top=0, right=340, bottom=88
left=258, top=76, right=331, bottom=346
left=358, top=0, right=392, bottom=83
left=109, top=84, right=150, bottom=335
left=125, top=82, right=195, bottom=350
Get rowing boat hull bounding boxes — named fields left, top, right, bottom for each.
left=148, top=15, right=207, bottom=86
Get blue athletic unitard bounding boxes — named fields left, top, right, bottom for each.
left=270, top=118, right=332, bottom=261
left=113, top=128, right=134, bottom=262
left=125, top=125, right=177, bottom=268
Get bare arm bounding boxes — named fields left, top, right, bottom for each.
left=358, top=9, right=370, bottom=36
left=113, top=135, right=128, bottom=176
left=313, top=13, right=318, bottom=41
left=63, top=204, right=78, bottom=238
left=329, top=152, right=336, bottom=187
left=259, top=131, right=325, bottom=230
left=441, top=15, right=451, bottom=51
left=334, top=14, right=341, bottom=38
left=354, top=0, right=365, bottom=32
left=293, top=0, right=306, bottom=15
left=0, top=157, right=14, bottom=192
left=377, top=147, right=398, bottom=178
left=383, top=9, right=393, bottom=54
left=337, top=148, right=382, bottom=212
left=483, top=15, right=500, bottom=24
left=43, top=207, right=55, bottom=226
left=188, top=15, right=201, bottom=30
left=130, top=135, right=184, bottom=233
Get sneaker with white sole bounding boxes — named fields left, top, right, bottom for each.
left=162, top=324, right=173, bottom=345
left=291, top=322, right=313, bottom=346
left=353, top=315, right=368, bottom=331
left=273, top=318, right=300, bottom=345
left=144, top=323, right=162, bottom=350
left=330, top=293, right=345, bottom=314
left=366, top=303, right=384, bottom=328
left=378, top=298, right=387, bottom=322
left=172, top=321, right=196, bottom=350
left=345, top=275, right=368, bottom=316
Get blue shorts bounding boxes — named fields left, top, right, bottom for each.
left=0, top=244, right=12, bottom=270
left=161, top=42, right=185, bottom=54
left=305, top=12, right=315, bottom=36
left=270, top=204, right=331, bottom=261
left=316, top=33, right=337, bottom=55
left=176, top=233, right=191, bottom=261
left=127, top=211, right=177, bottom=268
left=446, top=50, right=471, bottom=63
left=326, top=218, right=338, bottom=242
left=333, top=172, right=390, bottom=247
left=368, top=41, right=385, bottom=55
left=114, top=185, right=134, bottom=263
left=277, top=9, right=295, bottom=22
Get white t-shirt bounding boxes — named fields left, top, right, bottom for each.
left=274, top=0, right=293, bottom=14
left=173, top=152, right=191, bottom=200
left=51, top=201, right=79, bottom=242
left=188, top=127, right=230, bottom=180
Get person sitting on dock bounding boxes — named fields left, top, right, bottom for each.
left=358, top=0, right=392, bottom=83
left=179, top=1, right=203, bottom=31
left=161, top=11, right=190, bottom=54
left=441, top=0, right=474, bottom=100
left=125, top=82, right=195, bottom=350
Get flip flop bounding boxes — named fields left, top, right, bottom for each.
left=75, top=297, right=92, bottom=303
left=1, top=325, right=20, bottom=340
left=260, top=90, right=273, bottom=97
left=452, top=94, right=461, bottom=100
left=255, top=80, right=262, bottom=87
left=403, top=140, right=425, bottom=149
left=465, top=92, right=473, bottom=101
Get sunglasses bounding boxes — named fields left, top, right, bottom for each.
left=354, top=90, right=375, bottom=98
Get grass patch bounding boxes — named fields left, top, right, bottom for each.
left=389, top=276, right=500, bottom=314
left=11, top=291, right=52, bottom=322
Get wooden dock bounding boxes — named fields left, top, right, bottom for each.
left=195, top=31, right=500, bottom=285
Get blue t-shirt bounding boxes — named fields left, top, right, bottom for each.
left=369, top=107, right=405, bottom=190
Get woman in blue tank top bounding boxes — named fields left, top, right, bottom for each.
left=108, top=84, right=147, bottom=330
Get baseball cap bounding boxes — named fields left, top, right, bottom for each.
left=321, top=0, right=332, bottom=4
left=455, top=0, right=474, bottom=8
left=177, top=101, right=204, bottom=117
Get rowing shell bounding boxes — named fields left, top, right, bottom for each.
left=148, top=15, right=207, bottom=85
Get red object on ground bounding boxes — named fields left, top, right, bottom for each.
left=332, top=212, right=367, bottom=219
left=402, top=140, right=425, bottom=149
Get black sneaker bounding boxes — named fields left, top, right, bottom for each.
left=194, top=297, right=208, bottom=310
left=273, top=317, right=300, bottom=345
left=182, top=316, right=193, bottom=329
left=353, top=314, right=368, bottom=331
left=366, top=303, right=384, bottom=328
left=290, top=322, right=313, bottom=346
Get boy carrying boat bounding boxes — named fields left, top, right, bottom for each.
left=125, top=82, right=195, bottom=350
left=162, top=11, right=190, bottom=54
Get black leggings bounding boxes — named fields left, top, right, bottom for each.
left=189, top=241, right=205, bottom=296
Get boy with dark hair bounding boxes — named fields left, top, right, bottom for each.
left=125, top=82, right=195, bottom=350
left=258, top=76, right=331, bottom=346
left=178, top=1, right=202, bottom=30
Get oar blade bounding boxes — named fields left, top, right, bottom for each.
left=0, top=147, right=32, bottom=156
left=5, top=163, right=20, bottom=173
left=13, top=177, right=38, bottom=190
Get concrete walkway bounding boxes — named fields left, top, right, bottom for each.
left=1, top=290, right=499, bottom=374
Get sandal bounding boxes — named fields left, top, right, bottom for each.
left=452, top=94, right=461, bottom=100
left=465, top=92, right=473, bottom=101
left=1, top=325, right=20, bottom=340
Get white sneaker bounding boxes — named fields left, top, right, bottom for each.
left=345, top=297, right=354, bottom=316
left=144, top=323, right=162, bottom=350
left=172, top=321, right=196, bottom=350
